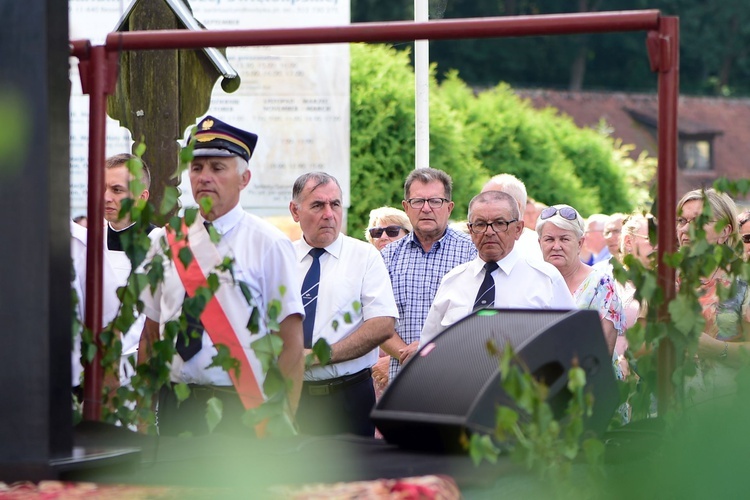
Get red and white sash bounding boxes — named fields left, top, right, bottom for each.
left=166, top=218, right=266, bottom=411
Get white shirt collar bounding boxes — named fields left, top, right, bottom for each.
left=206, top=202, right=244, bottom=235
left=472, top=246, right=520, bottom=277
left=297, top=232, right=343, bottom=261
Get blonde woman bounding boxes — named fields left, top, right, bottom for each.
left=365, top=206, right=412, bottom=251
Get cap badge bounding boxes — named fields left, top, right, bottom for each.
left=201, top=119, right=214, bottom=130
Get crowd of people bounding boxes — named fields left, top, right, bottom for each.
left=71, top=115, right=750, bottom=439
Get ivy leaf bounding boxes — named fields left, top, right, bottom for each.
left=267, top=299, right=281, bottom=323
left=251, top=335, right=284, bottom=372
left=178, top=247, right=193, bottom=269
left=199, top=197, right=213, bottom=216
left=206, top=273, right=220, bottom=294
left=312, top=338, right=332, bottom=366
left=343, top=312, right=353, bottom=324
left=668, top=295, right=703, bottom=336
left=207, top=344, right=241, bottom=379
left=184, top=208, right=198, bottom=229
left=205, top=397, right=223, bottom=434
left=351, top=301, right=361, bottom=315
left=173, top=383, right=191, bottom=403
left=468, top=433, right=500, bottom=466
left=247, top=307, right=261, bottom=334
left=582, top=438, right=605, bottom=466
left=331, top=319, right=339, bottom=331
left=160, top=186, right=179, bottom=216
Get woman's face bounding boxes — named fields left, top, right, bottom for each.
left=740, top=219, right=750, bottom=259
left=623, top=220, right=656, bottom=267
left=370, top=219, right=408, bottom=251
left=540, top=222, right=583, bottom=272
left=677, top=199, right=727, bottom=247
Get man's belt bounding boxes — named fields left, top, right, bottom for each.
left=303, top=368, right=371, bottom=396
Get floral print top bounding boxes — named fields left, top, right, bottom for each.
left=697, top=276, right=750, bottom=342
left=573, top=267, right=626, bottom=337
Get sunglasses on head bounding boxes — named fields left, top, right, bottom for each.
left=368, top=225, right=404, bottom=238
left=540, top=206, right=578, bottom=221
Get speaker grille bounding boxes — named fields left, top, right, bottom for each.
left=379, top=309, right=572, bottom=416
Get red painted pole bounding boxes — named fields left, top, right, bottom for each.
left=100, top=11, right=660, bottom=52
left=654, top=17, right=679, bottom=413
left=81, top=45, right=108, bottom=421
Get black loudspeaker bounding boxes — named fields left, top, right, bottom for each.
left=371, top=309, right=618, bottom=452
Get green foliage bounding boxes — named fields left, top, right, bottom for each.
left=469, top=342, right=603, bottom=492
left=348, top=46, right=646, bottom=236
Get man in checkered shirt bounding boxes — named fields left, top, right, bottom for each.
left=378, top=168, right=477, bottom=383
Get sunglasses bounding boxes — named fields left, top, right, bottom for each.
left=540, top=206, right=578, bottom=221
left=368, top=225, right=404, bottom=238
left=743, top=234, right=750, bottom=244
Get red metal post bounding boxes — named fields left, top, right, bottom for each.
left=80, top=45, right=108, bottom=420
left=652, top=17, right=680, bottom=413
left=99, top=10, right=660, bottom=52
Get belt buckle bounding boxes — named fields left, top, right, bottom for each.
left=309, top=384, right=330, bottom=396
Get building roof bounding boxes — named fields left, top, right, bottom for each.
left=515, top=89, right=750, bottom=200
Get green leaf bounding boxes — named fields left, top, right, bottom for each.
left=468, top=433, right=500, bottom=466
left=312, top=338, right=332, bottom=366
left=582, top=438, right=605, bottom=466
left=174, top=383, right=191, bottom=403
left=184, top=208, right=198, bottom=228
left=160, top=186, right=179, bottom=215
left=247, top=307, right=261, bottom=334
left=205, top=397, right=223, bottom=433
left=199, top=197, right=213, bottom=215
left=668, top=294, right=704, bottom=336
left=251, top=335, right=284, bottom=372
left=207, top=344, right=241, bottom=379
left=178, top=247, right=193, bottom=269
left=206, top=273, right=220, bottom=294
left=343, top=312, right=353, bottom=324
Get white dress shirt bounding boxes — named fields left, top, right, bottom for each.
left=295, top=233, right=398, bottom=381
left=141, top=202, right=304, bottom=386
left=516, top=227, right=543, bottom=260
left=420, top=247, right=575, bottom=344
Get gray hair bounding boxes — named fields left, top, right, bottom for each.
left=292, top=171, right=342, bottom=203
left=536, top=204, right=585, bottom=239
left=468, top=190, right=520, bottom=221
left=404, top=167, right=453, bottom=201
left=481, top=174, right=527, bottom=217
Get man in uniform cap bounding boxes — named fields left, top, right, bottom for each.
left=139, top=116, right=304, bottom=436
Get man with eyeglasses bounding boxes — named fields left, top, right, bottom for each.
left=380, top=168, right=477, bottom=381
left=418, top=191, right=575, bottom=346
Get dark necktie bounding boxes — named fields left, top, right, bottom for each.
left=177, top=221, right=213, bottom=361
left=301, top=247, right=326, bottom=349
left=473, top=261, right=499, bottom=311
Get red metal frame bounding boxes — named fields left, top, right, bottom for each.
left=71, top=10, right=679, bottom=420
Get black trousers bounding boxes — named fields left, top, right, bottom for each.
left=296, top=369, right=376, bottom=437
left=158, top=384, right=254, bottom=437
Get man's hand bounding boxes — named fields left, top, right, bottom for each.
left=372, top=356, right=390, bottom=388
left=399, top=341, right=419, bottom=365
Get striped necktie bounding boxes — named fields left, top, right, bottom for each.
left=301, top=247, right=326, bottom=348
left=473, top=261, right=499, bottom=311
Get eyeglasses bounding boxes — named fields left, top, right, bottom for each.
left=676, top=216, right=715, bottom=228
left=467, top=219, right=518, bottom=234
left=742, top=234, right=750, bottom=244
left=405, top=198, right=449, bottom=209
left=368, top=225, right=404, bottom=238
left=540, top=206, right=578, bottom=221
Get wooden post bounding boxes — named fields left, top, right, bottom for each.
left=107, top=0, right=226, bottom=217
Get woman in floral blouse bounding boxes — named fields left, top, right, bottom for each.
left=537, top=204, right=625, bottom=358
